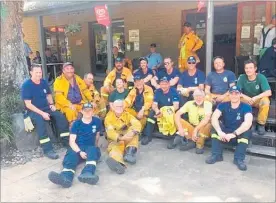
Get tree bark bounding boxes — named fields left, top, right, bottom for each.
left=0, top=1, right=29, bottom=97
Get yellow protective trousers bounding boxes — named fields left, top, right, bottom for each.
left=180, top=119, right=211, bottom=149
left=60, top=104, right=82, bottom=124
left=126, top=108, right=147, bottom=130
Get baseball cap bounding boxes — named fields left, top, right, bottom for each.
left=150, top=43, right=156, bottom=47
left=159, top=76, right=169, bottom=82
left=229, top=85, right=241, bottom=93
left=115, top=57, right=124, bottom=63
left=134, top=74, right=142, bottom=81
left=183, top=22, right=192, bottom=27
left=187, top=56, right=196, bottom=64
left=139, top=57, right=148, bottom=63
left=63, top=62, right=73, bottom=69
left=82, top=102, right=93, bottom=110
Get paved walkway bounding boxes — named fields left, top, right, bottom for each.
left=1, top=139, right=275, bottom=202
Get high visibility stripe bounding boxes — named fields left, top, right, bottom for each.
left=106, top=126, right=114, bottom=130
left=101, top=93, right=109, bottom=97
left=183, top=128, right=188, bottom=132
left=147, top=118, right=156, bottom=124
left=99, top=108, right=107, bottom=112
left=238, top=138, right=248, bottom=144
left=128, top=87, right=133, bottom=89
left=60, top=132, right=70, bottom=137
left=62, top=168, right=75, bottom=173
left=86, top=161, right=97, bottom=166
left=40, top=137, right=50, bottom=144
left=211, top=133, right=221, bottom=140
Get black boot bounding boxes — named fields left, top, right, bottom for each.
left=141, top=136, right=152, bottom=145
left=48, top=171, right=72, bottom=188
left=106, top=157, right=125, bottom=174
left=233, top=159, right=247, bottom=171
left=123, top=147, right=137, bottom=164
left=257, top=124, right=265, bottom=135
left=167, top=135, right=185, bottom=149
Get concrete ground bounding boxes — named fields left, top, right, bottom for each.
left=1, top=138, right=275, bottom=202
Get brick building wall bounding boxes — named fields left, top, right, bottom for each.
left=22, top=17, right=39, bottom=57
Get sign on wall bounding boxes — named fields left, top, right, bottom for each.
left=94, top=5, right=110, bottom=26
left=129, top=30, right=139, bottom=42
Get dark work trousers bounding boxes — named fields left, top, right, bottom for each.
left=210, top=127, right=252, bottom=161
left=29, top=110, right=69, bottom=153
left=61, top=146, right=101, bottom=182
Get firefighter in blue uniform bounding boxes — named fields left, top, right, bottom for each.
left=141, top=76, right=180, bottom=145
left=21, top=65, right=69, bottom=159
left=206, top=86, right=253, bottom=171
left=48, top=102, right=101, bottom=188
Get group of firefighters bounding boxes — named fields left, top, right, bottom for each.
left=21, top=22, right=272, bottom=188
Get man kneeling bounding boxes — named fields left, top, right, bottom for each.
left=48, top=103, right=101, bottom=187
left=105, top=100, right=142, bottom=174
left=169, top=89, right=212, bottom=154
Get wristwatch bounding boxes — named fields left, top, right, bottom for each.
left=77, top=151, right=82, bottom=155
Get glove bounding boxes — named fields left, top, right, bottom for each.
left=24, top=116, right=35, bottom=132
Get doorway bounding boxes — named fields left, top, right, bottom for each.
left=89, top=20, right=125, bottom=76
left=182, top=4, right=238, bottom=73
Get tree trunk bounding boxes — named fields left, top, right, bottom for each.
left=0, top=1, right=29, bottom=97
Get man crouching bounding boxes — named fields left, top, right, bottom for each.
left=48, top=102, right=101, bottom=188
left=105, top=100, right=142, bottom=174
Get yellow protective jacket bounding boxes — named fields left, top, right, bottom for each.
left=178, top=31, right=203, bottom=60
left=88, top=84, right=101, bottom=103
left=157, top=106, right=177, bottom=136
left=54, top=74, right=92, bottom=109
left=103, top=67, right=133, bottom=88
left=124, top=85, right=154, bottom=112
left=104, top=110, right=142, bottom=142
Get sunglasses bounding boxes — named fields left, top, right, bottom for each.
left=188, top=62, right=196, bottom=64
left=164, top=62, right=170, bottom=65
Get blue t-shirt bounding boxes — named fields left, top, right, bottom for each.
left=154, top=88, right=180, bottom=108
left=217, top=102, right=252, bottom=133
left=205, top=70, right=236, bottom=94
left=156, top=68, right=180, bottom=88
left=133, top=90, right=144, bottom=112
left=146, top=52, right=163, bottom=69
left=135, top=68, right=154, bottom=86
left=179, top=69, right=206, bottom=87
left=70, top=117, right=102, bottom=146
left=21, top=79, right=51, bottom=111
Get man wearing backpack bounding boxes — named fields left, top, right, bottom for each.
left=259, top=15, right=276, bottom=58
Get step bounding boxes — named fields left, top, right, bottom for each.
left=251, top=131, right=276, bottom=147
left=247, top=145, right=276, bottom=157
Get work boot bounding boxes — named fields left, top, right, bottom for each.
left=257, top=124, right=265, bottom=135
left=233, top=159, right=247, bottom=171
left=205, top=155, right=223, bottom=164
left=195, top=147, right=204, bottom=154
left=78, top=172, right=99, bottom=185
left=123, top=147, right=137, bottom=165
left=167, top=135, right=184, bottom=149
left=179, top=140, right=196, bottom=151
left=48, top=171, right=72, bottom=188
left=141, top=136, right=152, bottom=145
left=106, top=157, right=125, bottom=174
left=45, top=150, right=59, bottom=159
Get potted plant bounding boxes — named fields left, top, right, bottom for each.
left=64, top=23, right=82, bottom=36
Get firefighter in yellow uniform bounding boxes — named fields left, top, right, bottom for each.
left=169, top=89, right=212, bottom=154
left=54, top=63, right=92, bottom=124
left=178, top=22, right=203, bottom=72
left=83, top=73, right=107, bottom=119
left=101, top=57, right=133, bottom=105
left=105, top=100, right=142, bottom=174
left=124, top=74, right=154, bottom=130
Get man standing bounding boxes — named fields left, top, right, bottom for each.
left=178, top=22, right=203, bottom=72
left=145, top=43, right=163, bottom=70
left=105, top=100, right=142, bottom=174
left=151, top=57, right=180, bottom=89
left=48, top=102, right=101, bottom=188
left=112, top=46, right=133, bottom=71
left=237, top=59, right=271, bottom=135
left=54, top=63, right=92, bottom=124
left=23, top=33, right=33, bottom=71
left=101, top=57, right=133, bottom=105
left=141, top=77, right=180, bottom=145
left=124, top=74, right=154, bottom=129
left=83, top=73, right=107, bottom=119
left=259, top=15, right=276, bottom=57
left=170, top=89, right=212, bottom=154
left=259, top=37, right=276, bottom=77
left=133, top=57, right=154, bottom=87
left=177, top=56, right=206, bottom=105
left=21, top=65, right=69, bottom=159
left=205, top=56, right=236, bottom=104
left=108, top=78, right=129, bottom=110
left=206, top=86, right=253, bottom=171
